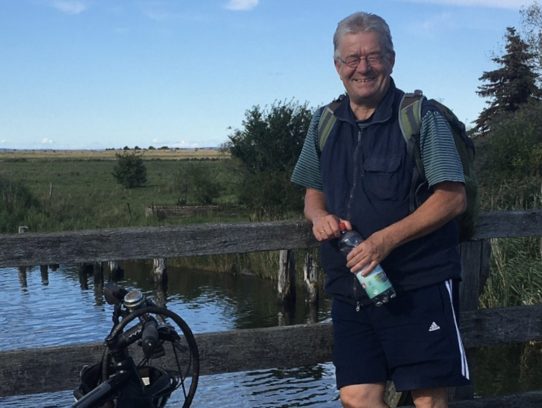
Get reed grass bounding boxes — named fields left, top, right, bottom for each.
left=477, top=174, right=542, bottom=308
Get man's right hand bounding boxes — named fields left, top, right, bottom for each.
left=311, top=213, right=345, bottom=241
left=304, top=188, right=352, bottom=241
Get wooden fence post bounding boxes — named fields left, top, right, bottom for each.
left=93, top=262, right=104, bottom=287
left=277, top=249, right=296, bottom=304
left=108, top=261, right=124, bottom=282
left=451, top=239, right=492, bottom=402
left=459, top=239, right=491, bottom=311
left=17, top=226, right=29, bottom=288
left=79, top=263, right=93, bottom=289
left=152, top=258, right=168, bottom=286
left=303, top=253, right=319, bottom=305
left=40, top=264, right=49, bottom=285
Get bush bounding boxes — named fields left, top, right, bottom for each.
left=175, top=162, right=223, bottom=205
left=226, top=100, right=312, bottom=218
left=0, top=176, right=42, bottom=233
left=112, top=152, right=147, bottom=188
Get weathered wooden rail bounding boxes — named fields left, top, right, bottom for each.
left=0, top=210, right=542, bottom=407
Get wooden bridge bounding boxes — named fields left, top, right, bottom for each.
left=0, top=210, right=541, bottom=407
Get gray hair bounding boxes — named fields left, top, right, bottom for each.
left=333, top=12, right=394, bottom=59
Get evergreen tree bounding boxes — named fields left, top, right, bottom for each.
left=475, top=27, right=540, bottom=134
left=521, top=1, right=542, bottom=83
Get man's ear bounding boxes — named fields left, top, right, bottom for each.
left=334, top=58, right=341, bottom=75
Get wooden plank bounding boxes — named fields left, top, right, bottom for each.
left=397, top=391, right=542, bottom=407
left=1, top=210, right=542, bottom=268
left=472, top=209, right=542, bottom=240
left=0, top=323, right=332, bottom=397
left=0, top=221, right=317, bottom=268
left=447, top=391, right=542, bottom=408
left=1, top=304, right=541, bottom=397
left=460, top=304, right=542, bottom=346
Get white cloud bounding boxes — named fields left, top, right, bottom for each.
left=397, top=0, right=530, bottom=9
left=419, top=12, right=456, bottom=32
left=49, top=0, right=89, bottom=15
left=172, top=139, right=200, bottom=148
left=40, top=138, right=54, bottom=145
left=224, top=0, right=259, bottom=11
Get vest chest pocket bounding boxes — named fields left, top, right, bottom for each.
left=362, top=155, right=404, bottom=200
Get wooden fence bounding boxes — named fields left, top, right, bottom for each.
left=0, top=210, right=542, bottom=407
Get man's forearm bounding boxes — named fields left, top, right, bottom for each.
left=375, top=182, right=466, bottom=252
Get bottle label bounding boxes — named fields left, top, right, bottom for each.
left=356, top=266, right=393, bottom=299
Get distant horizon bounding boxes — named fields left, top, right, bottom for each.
left=0, top=146, right=224, bottom=152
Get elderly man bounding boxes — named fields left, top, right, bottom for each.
left=291, top=11, right=470, bottom=408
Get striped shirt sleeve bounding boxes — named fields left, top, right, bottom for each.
left=419, top=109, right=465, bottom=188
left=290, top=108, right=324, bottom=191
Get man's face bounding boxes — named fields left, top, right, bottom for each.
left=334, top=31, right=395, bottom=110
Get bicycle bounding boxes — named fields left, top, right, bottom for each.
left=73, top=282, right=199, bottom=407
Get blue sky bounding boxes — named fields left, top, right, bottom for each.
left=0, top=0, right=533, bottom=149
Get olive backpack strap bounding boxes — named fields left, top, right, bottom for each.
left=399, top=90, right=426, bottom=213
left=317, top=95, right=345, bottom=153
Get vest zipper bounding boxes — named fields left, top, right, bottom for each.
left=346, top=128, right=364, bottom=220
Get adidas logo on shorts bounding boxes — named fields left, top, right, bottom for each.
left=428, top=321, right=440, bottom=332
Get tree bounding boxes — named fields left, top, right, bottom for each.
left=226, top=100, right=312, bottom=217
left=521, top=1, right=542, bottom=83
left=175, top=162, right=223, bottom=205
left=112, top=152, right=147, bottom=188
left=475, top=27, right=540, bottom=134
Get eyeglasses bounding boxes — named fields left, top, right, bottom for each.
left=337, top=52, right=386, bottom=69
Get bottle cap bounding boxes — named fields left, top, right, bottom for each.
left=339, top=221, right=347, bottom=232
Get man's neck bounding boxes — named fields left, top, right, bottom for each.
left=350, top=104, right=377, bottom=121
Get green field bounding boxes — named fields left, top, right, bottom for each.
left=0, top=150, right=244, bottom=233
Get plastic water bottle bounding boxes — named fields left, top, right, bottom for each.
left=337, top=222, right=396, bottom=306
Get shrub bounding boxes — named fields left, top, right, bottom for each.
left=112, top=152, right=147, bottom=188
left=0, top=176, right=42, bottom=233
left=226, top=100, right=311, bottom=218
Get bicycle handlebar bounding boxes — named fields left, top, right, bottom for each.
left=141, top=320, right=160, bottom=358
left=103, top=282, right=128, bottom=305
left=74, top=284, right=199, bottom=407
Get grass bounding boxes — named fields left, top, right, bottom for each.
left=0, top=152, right=244, bottom=232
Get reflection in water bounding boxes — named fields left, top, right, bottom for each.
left=0, top=261, right=336, bottom=407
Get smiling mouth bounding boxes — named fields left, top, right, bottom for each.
left=352, top=78, right=374, bottom=84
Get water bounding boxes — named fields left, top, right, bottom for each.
left=1, top=262, right=541, bottom=407
left=0, top=261, right=338, bottom=407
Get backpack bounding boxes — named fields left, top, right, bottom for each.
left=317, top=91, right=479, bottom=241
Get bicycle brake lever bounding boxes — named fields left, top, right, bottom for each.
left=104, top=283, right=128, bottom=305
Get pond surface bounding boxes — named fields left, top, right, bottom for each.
left=0, top=261, right=540, bottom=407
left=0, top=261, right=338, bottom=407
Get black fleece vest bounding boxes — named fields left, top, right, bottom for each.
left=319, top=81, right=461, bottom=306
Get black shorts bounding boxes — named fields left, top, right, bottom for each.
left=331, top=279, right=470, bottom=392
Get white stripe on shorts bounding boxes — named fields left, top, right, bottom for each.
left=445, top=279, right=470, bottom=380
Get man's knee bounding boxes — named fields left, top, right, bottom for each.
left=411, top=387, right=448, bottom=408
left=339, top=383, right=388, bottom=408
